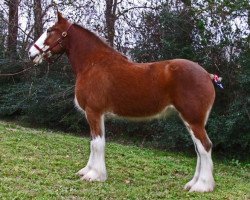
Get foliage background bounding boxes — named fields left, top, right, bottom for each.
left=0, top=0, right=249, bottom=160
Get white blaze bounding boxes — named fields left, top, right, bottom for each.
left=28, top=31, right=50, bottom=64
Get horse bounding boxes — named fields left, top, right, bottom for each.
left=28, top=12, right=216, bottom=192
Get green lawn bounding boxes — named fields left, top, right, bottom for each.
left=0, top=121, right=249, bottom=199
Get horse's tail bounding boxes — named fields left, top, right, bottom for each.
left=210, top=74, right=224, bottom=89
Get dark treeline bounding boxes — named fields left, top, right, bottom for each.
left=0, top=0, right=249, bottom=159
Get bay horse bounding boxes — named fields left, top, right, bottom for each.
left=28, top=12, right=216, bottom=192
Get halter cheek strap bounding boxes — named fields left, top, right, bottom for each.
left=33, top=23, right=72, bottom=63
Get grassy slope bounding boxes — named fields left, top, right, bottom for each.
left=0, top=121, right=249, bottom=200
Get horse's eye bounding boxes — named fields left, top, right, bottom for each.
left=47, top=28, right=52, bottom=33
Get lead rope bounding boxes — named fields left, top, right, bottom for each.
left=0, top=62, right=33, bottom=77
left=0, top=54, right=65, bottom=77
left=0, top=67, right=33, bottom=77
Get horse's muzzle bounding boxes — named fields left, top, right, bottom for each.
left=29, top=54, right=37, bottom=62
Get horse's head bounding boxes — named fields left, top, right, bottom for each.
left=28, top=12, right=72, bottom=65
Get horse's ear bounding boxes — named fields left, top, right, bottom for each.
left=57, top=11, right=64, bottom=22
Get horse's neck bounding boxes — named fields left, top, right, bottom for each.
left=66, top=27, right=125, bottom=74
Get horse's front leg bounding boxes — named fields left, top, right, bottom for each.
left=77, top=109, right=107, bottom=181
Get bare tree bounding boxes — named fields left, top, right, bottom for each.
left=33, top=0, right=43, bottom=40
left=104, top=0, right=117, bottom=47
left=104, top=0, right=164, bottom=52
left=6, top=0, right=19, bottom=58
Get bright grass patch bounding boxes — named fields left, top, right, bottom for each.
left=0, top=121, right=249, bottom=199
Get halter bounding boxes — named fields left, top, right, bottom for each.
left=33, top=23, right=72, bottom=64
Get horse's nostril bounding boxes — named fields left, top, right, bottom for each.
left=28, top=51, right=35, bottom=60
left=29, top=54, right=36, bottom=61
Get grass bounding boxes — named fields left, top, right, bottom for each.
left=0, top=121, right=249, bottom=199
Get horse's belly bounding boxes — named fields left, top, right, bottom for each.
left=108, top=105, right=175, bottom=121
left=109, top=93, right=172, bottom=118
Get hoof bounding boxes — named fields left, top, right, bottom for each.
left=80, top=169, right=107, bottom=182
left=184, top=177, right=199, bottom=191
left=76, top=166, right=90, bottom=177
left=189, top=179, right=215, bottom=192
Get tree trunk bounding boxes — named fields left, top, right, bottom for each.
left=180, top=0, right=194, bottom=45
left=105, top=0, right=117, bottom=47
left=6, top=0, right=19, bottom=58
left=33, top=0, right=43, bottom=40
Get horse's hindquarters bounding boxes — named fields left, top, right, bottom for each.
left=167, top=59, right=215, bottom=126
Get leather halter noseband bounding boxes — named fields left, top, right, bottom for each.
left=34, top=24, right=72, bottom=63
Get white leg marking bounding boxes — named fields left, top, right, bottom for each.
left=183, top=121, right=215, bottom=192
left=77, top=143, right=94, bottom=176
left=184, top=146, right=201, bottom=190
left=183, top=122, right=201, bottom=190
left=77, top=115, right=107, bottom=182
left=189, top=133, right=215, bottom=192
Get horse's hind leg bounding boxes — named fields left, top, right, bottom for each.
left=183, top=120, right=215, bottom=192
left=183, top=121, right=201, bottom=190
left=171, top=69, right=216, bottom=192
